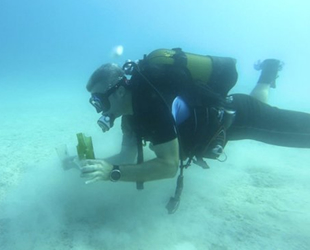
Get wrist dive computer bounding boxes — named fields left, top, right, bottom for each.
left=110, top=165, right=121, bottom=182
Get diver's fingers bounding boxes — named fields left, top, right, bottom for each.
left=80, top=170, right=103, bottom=178
left=80, top=169, right=104, bottom=182
left=85, top=176, right=103, bottom=185
left=79, top=160, right=112, bottom=182
left=80, top=164, right=103, bottom=173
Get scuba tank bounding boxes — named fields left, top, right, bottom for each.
left=139, top=48, right=238, bottom=97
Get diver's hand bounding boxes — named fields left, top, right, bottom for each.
left=80, top=159, right=113, bottom=184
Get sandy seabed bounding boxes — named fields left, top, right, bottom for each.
left=0, top=83, right=309, bottom=250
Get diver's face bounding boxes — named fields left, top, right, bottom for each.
left=104, top=91, right=124, bottom=118
left=89, top=82, right=125, bottom=118
left=90, top=88, right=114, bottom=113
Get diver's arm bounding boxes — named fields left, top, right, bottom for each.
left=80, top=138, right=179, bottom=183
left=119, top=138, right=179, bottom=182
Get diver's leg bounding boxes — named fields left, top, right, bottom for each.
left=250, top=59, right=283, bottom=103
left=250, top=83, right=271, bottom=103
left=227, top=94, right=310, bottom=148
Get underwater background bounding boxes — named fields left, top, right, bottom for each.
left=0, top=0, right=309, bottom=249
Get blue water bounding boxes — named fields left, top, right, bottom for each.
left=1, top=0, right=309, bottom=88
left=0, top=1, right=310, bottom=250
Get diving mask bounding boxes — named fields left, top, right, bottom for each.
left=89, top=93, right=111, bottom=113
left=89, top=76, right=127, bottom=113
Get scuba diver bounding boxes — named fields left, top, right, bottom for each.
left=67, top=48, right=310, bottom=213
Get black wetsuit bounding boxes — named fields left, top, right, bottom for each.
left=227, top=93, right=310, bottom=148
left=122, top=66, right=310, bottom=159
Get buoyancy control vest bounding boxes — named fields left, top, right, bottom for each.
left=123, top=48, right=238, bottom=159
left=129, top=48, right=237, bottom=159
left=123, top=48, right=238, bottom=213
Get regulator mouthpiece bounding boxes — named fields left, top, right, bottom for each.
left=97, top=115, right=115, bottom=132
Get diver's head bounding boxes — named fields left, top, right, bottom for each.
left=87, top=63, right=125, bottom=94
left=87, top=63, right=132, bottom=132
